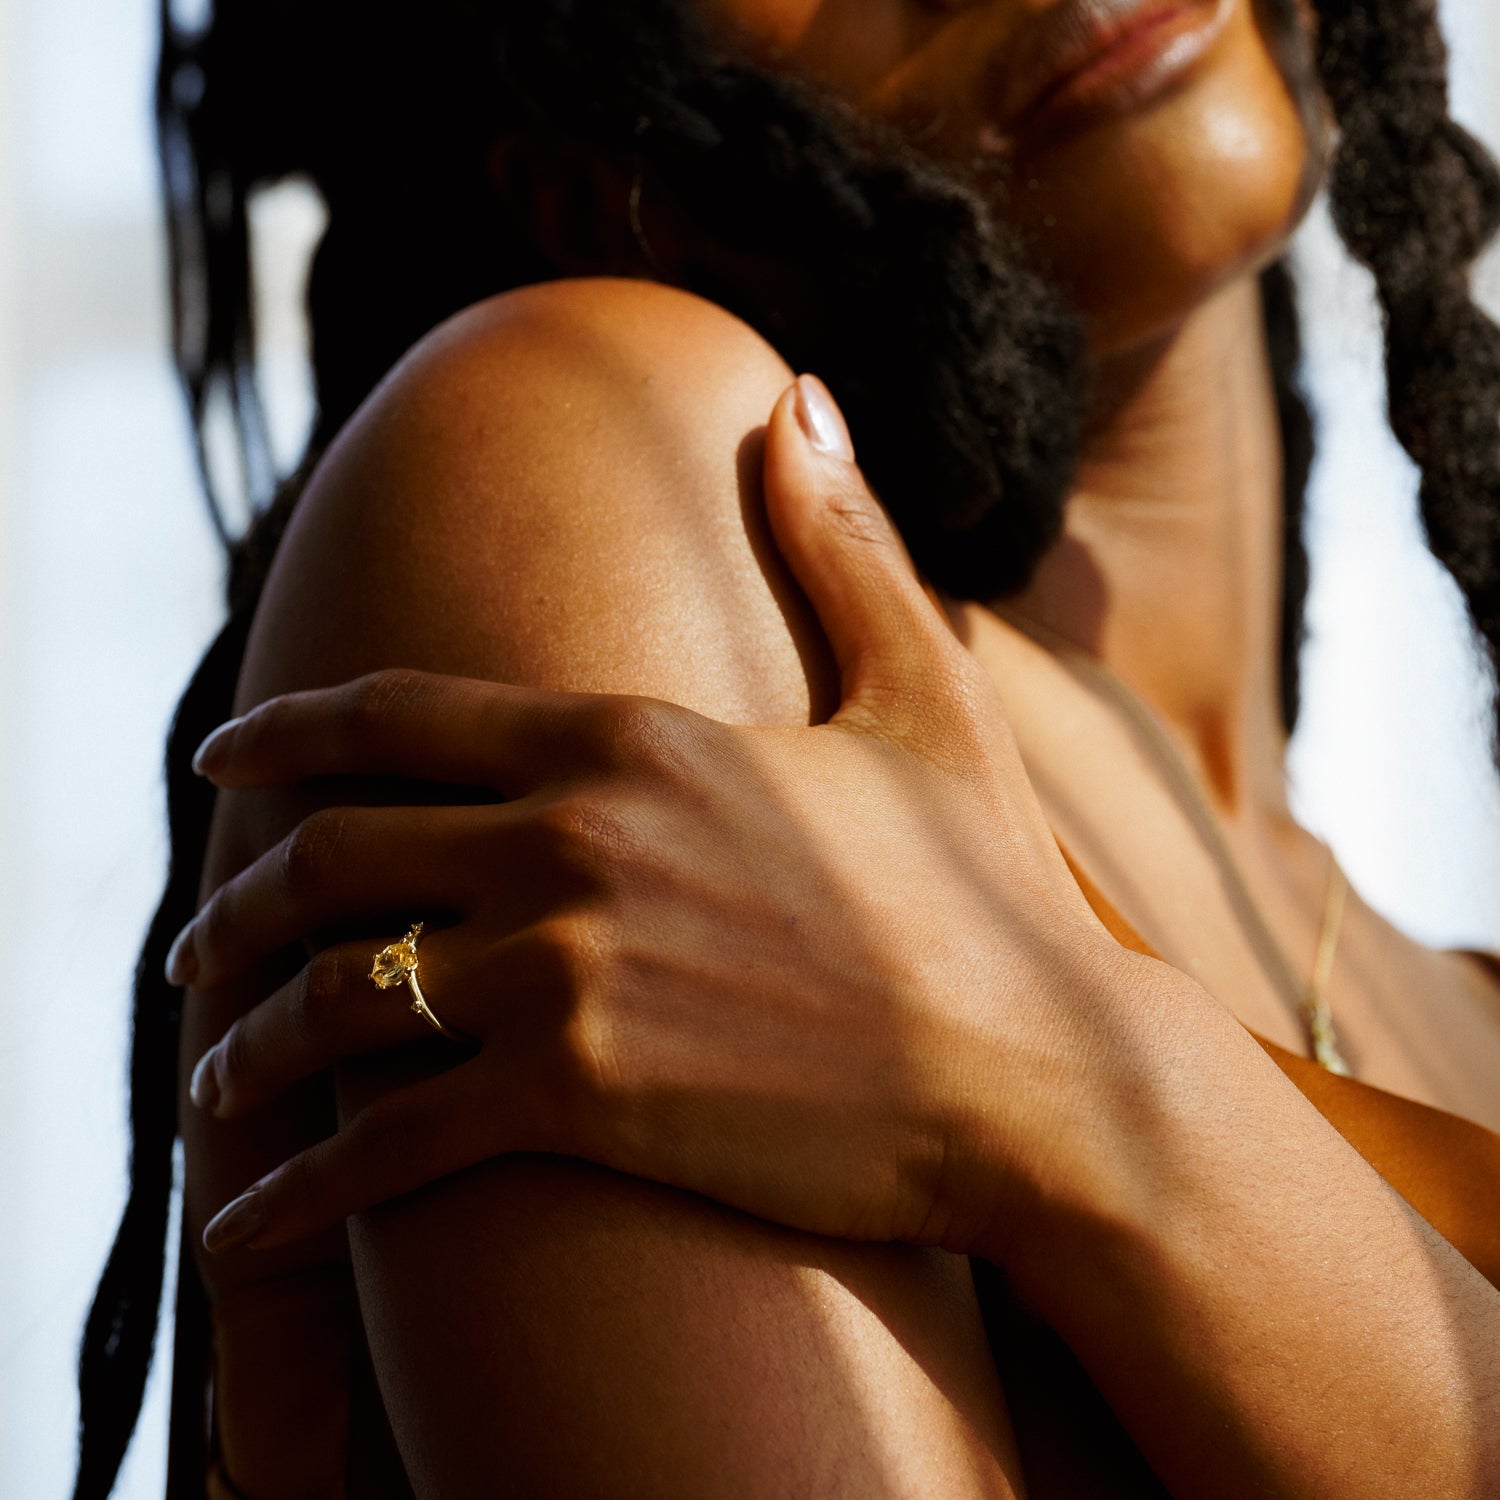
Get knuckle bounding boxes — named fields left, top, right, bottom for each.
left=555, top=1006, right=619, bottom=1109
left=218, top=1019, right=251, bottom=1086
left=526, top=914, right=604, bottom=1006
left=532, top=794, right=638, bottom=885
left=531, top=796, right=594, bottom=861
left=573, top=694, right=626, bottom=750
left=290, top=952, right=349, bottom=1047
left=596, top=696, right=659, bottom=765
left=231, top=697, right=283, bottom=763
left=825, top=489, right=892, bottom=550
left=341, top=668, right=426, bottom=735
left=269, top=1146, right=320, bottom=1215
left=596, top=696, right=698, bottom=775
left=349, top=1100, right=412, bottom=1183
left=194, top=888, right=235, bottom=965
left=277, top=810, right=346, bottom=896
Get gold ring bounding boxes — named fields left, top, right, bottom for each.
left=370, top=922, right=474, bottom=1044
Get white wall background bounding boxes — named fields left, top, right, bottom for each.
left=1, top=2, right=1498, bottom=1496
left=1288, top=4, right=1500, bottom=944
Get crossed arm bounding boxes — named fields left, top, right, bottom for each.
left=182, top=277, right=1028, bottom=1497
left=182, top=276, right=1500, bottom=1499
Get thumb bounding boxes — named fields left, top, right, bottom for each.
left=763, top=375, right=962, bottom=730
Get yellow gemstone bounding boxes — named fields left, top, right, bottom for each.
left=371, top=943, right=414, bottom=988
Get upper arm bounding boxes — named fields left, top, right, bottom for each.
left=237, top=275, right=835, bottom=724
left=213, top=277, right=1023, bottom=1497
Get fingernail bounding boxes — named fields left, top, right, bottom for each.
left=189, top=1045, right=221, bottom=1111
left=165, top=924, right=198, bottom=987
left=204, top=1187, right=265, bottom=1254
left=192, top=718, right=241, bottom=777
left=794, top=375, right=855, bottom=462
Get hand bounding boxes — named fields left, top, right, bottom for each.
left=178, top=375, right=1151, bottom=1263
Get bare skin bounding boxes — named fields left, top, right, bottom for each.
left=173, top=0, right=1500, bottom=1494
left=183, top=282, right=1500, bottom=1497
left=966, top=275, right=1500, bottom=1129
left=700, top=0, right=1500, bottom=1123
left=181, top=292, right=1036, bottom=1498
left=690, top=0, right=1500, bottom=1125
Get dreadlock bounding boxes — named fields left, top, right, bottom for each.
left=73, top=0, right=1500, bottom=1494
left=1315, top=0, right=1500, bottom=713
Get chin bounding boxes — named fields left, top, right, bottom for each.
left=993, top=8, right=1323, bottom=356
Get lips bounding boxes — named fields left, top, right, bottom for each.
left=990, top=0, right=1233, bottom=148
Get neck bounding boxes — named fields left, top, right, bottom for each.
left=999, top=275, right=1292, bottom=822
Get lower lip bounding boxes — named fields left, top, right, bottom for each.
left=1005, top=0, right=1234, bottom=152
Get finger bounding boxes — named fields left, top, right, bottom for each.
left=192, top=668, right=600, bottom=790
left=202, top=1064, right=517, bottom=1253
left=166, top=802, right=489, bottom=990
left=761, top=376, right=968, bottom=729
left=189, top=937, right=471, bottom=1119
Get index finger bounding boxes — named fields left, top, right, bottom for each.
left=193, top=668, right=606, bottom=791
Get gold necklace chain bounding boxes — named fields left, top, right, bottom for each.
left=994, top=607, right=1352, bottom=1075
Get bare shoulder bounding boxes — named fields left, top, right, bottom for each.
left=346, top=274, right=798, bottom=480
left=240, top=276, right=829, bottom=723
left=405, top=274, right=798, bottom=409
left=215, top=279, right=1025, bottom=1494
left=365, top=276, right=800, bottom=502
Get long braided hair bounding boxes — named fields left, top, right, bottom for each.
left=72, top=0, right=1500, bottom=1494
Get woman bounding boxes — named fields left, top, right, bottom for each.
left=76, top=0, right=1500, bottom=1495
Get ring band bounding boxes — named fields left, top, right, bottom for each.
left=370, top=922, right=474, bottom=1044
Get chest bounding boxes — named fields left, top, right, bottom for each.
left=959, top=609, right=1500, bottom=1132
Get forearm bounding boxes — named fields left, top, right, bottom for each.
left=341, top=1082, right=1028, bottom=1499
left=980, top=958, right=1500, bottom=1500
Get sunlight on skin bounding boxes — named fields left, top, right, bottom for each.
left=703, top=0, right=1316, bottom=351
